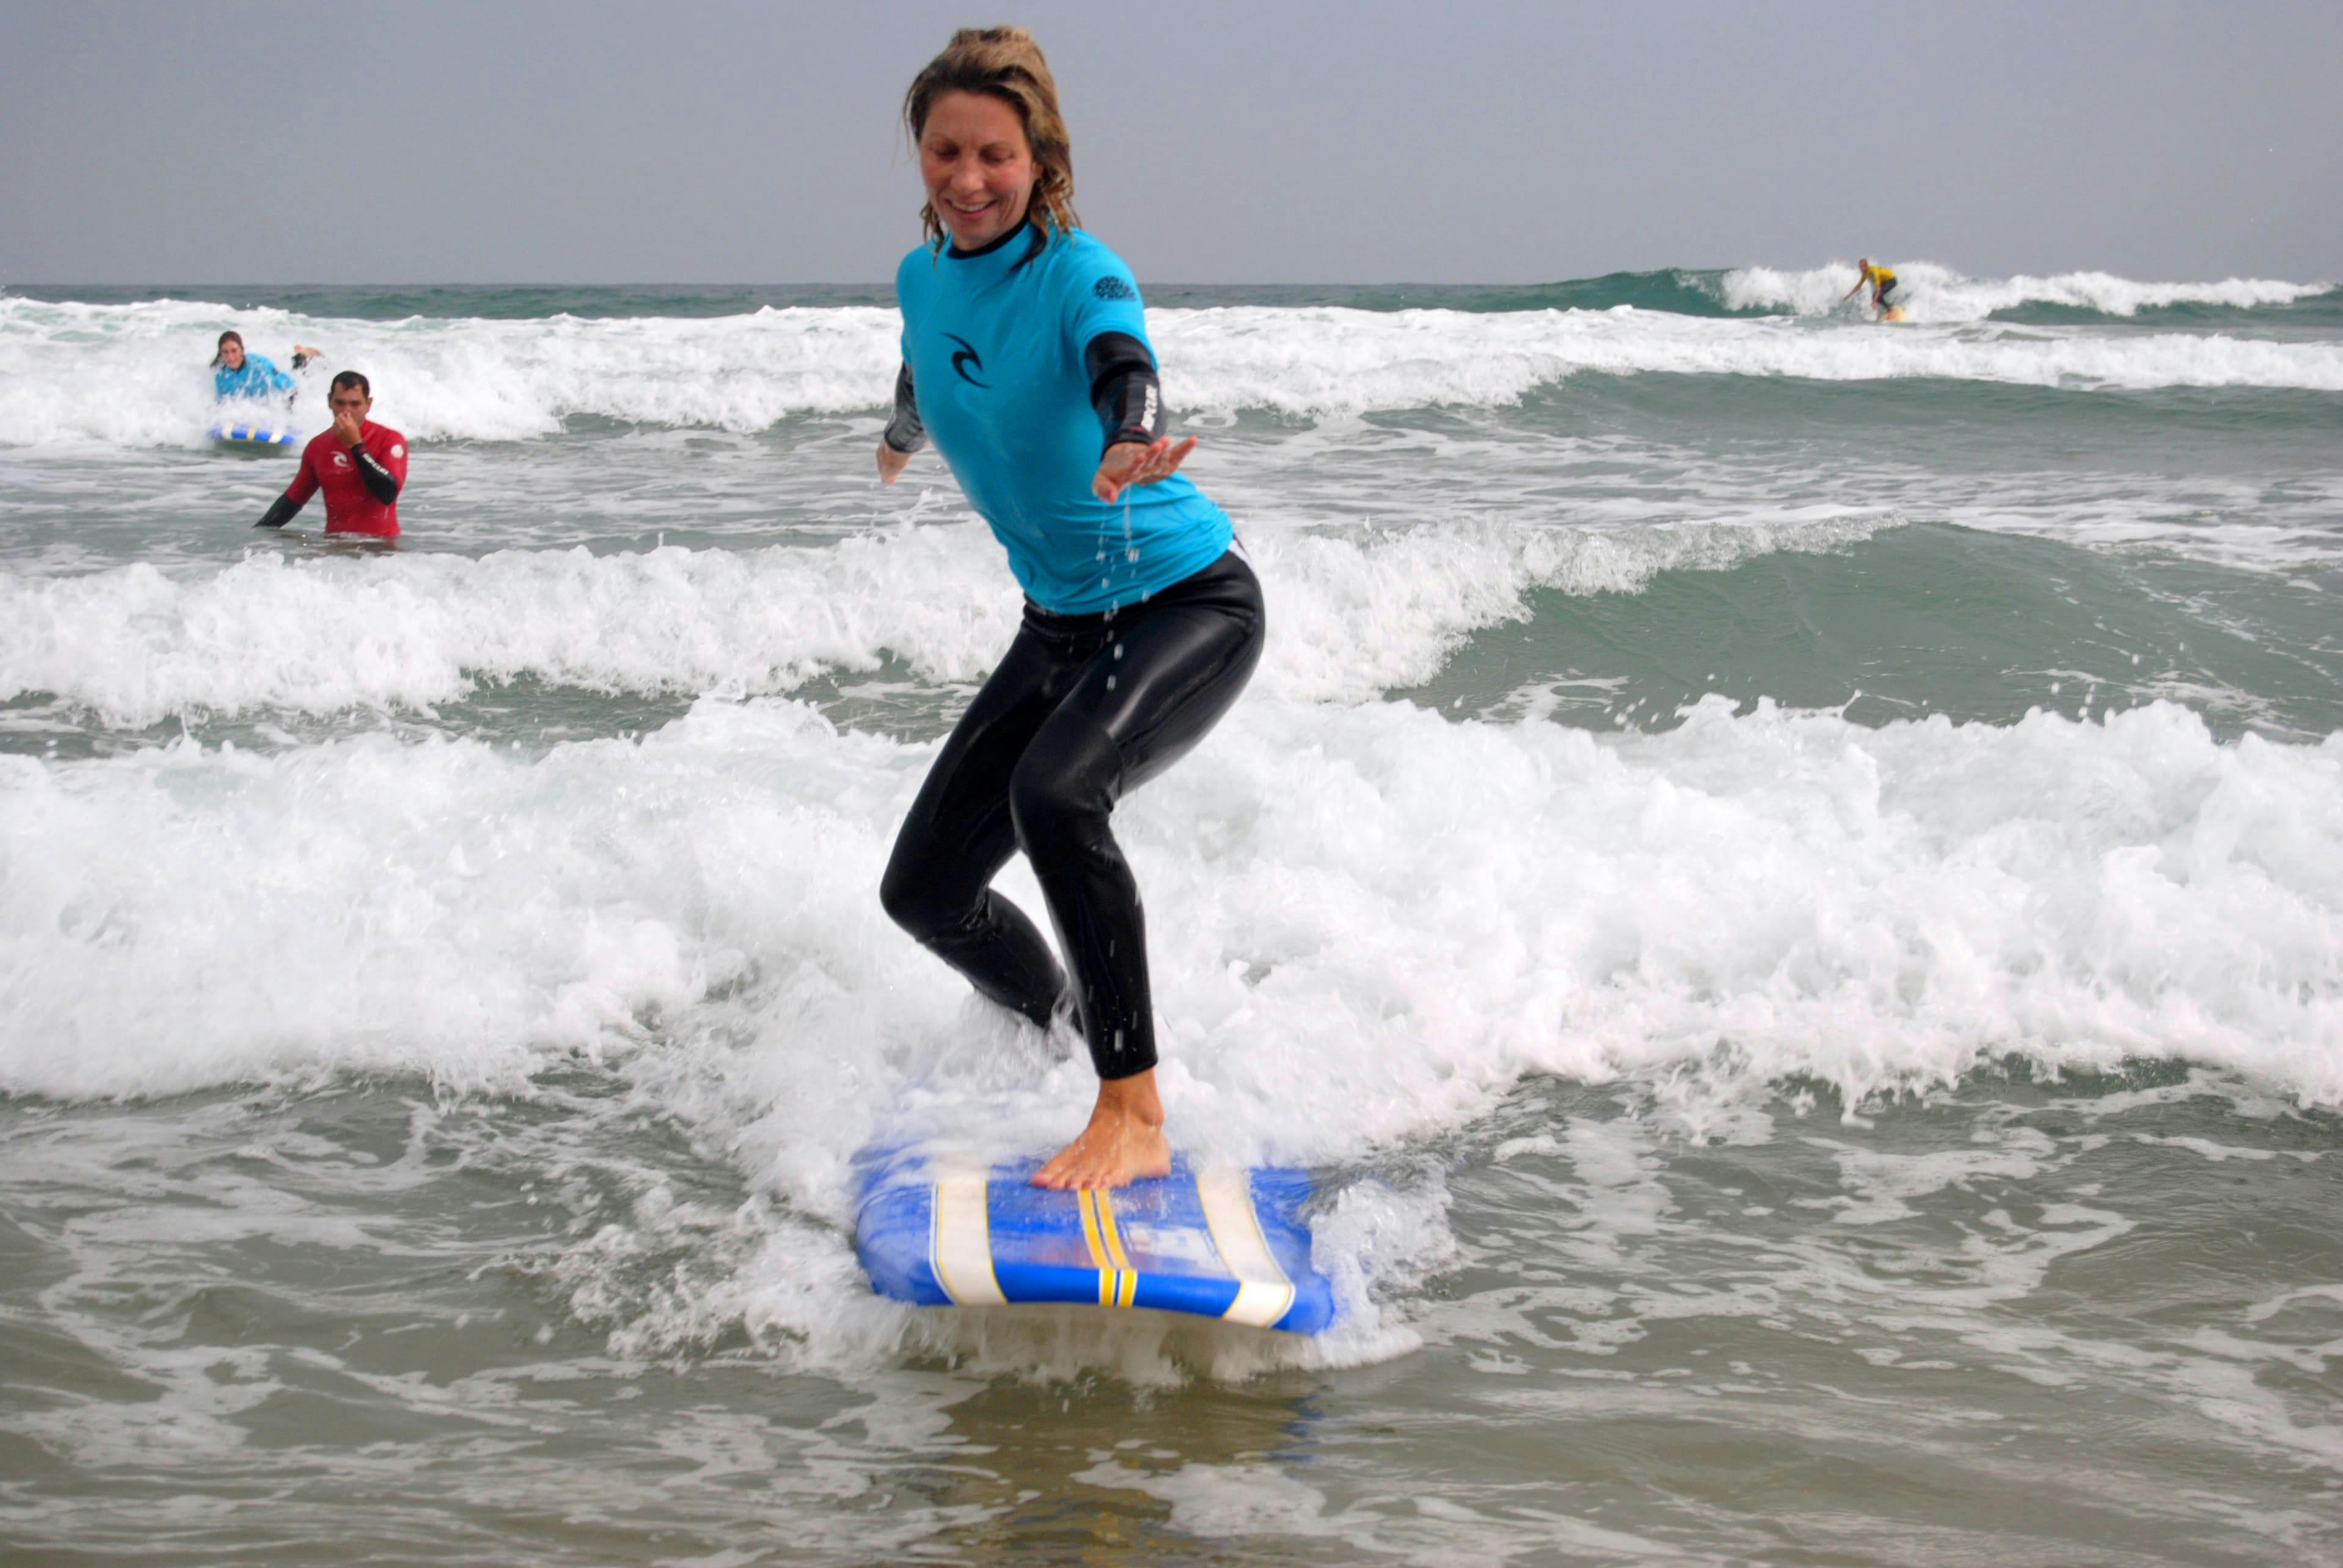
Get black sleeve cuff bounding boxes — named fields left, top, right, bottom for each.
left=351, top=446, right=401, bottom=505
left=1084, top=331, right=1161, bottom=452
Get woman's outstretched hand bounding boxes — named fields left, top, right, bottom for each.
left=877, top=442, right=913, bottom=485
left=1092, top=436, right=1197, bottom=503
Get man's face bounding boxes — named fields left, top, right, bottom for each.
left=329, top=386, right=371, bottom=422
left=219, top=340, right=245, bottom=371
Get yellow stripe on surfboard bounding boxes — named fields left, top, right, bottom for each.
left=1080, top=1189, right=1139, bottom=1308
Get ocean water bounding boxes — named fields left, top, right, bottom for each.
left=2, top=260, right=2341, bottom=1565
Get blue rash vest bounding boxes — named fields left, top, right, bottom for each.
left=214, top=355, right=296, bottom=401
left=896, top=225, right=1232, bottom=616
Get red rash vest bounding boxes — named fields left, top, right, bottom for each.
left=282, top=421, right=408, bottom=538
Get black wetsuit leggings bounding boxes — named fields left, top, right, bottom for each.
left=880, top=549, right=1265, bottom=1081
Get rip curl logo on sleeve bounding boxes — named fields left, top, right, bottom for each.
left=390, top=444, right=404, bottom=458
left=1094, top=275, right=1137, bottom=302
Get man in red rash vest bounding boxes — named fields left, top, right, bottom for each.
left=254, top=370, right=407, bottom=538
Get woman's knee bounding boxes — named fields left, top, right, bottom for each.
left=877, top=858, right=925, bottom=935
left=1007, top=760, right=1083, bottom=860
left=879, top=843, right=960, bottom=938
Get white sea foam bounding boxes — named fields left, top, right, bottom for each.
left=1139, top=304, right=2343, bottom=404
left=5, top=681, right=2339, bottom=1363
left=0, top=296, right=902, bottom=448
left=0, top=514, right=1886, bottom=724
left=2, top=692, right=2337, bottom=1132
left=1720, top=262, right=2333, bottom=323
left=7, top=288, right=2341, bottom=453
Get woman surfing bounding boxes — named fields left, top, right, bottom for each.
left=874, top=27, right=1265, bottom=1192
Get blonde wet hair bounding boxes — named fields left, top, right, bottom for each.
left=902, top=26, right=1080, bottom=249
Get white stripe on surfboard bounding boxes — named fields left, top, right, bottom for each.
left=929, top=1167, right=1005, bottom=1305
left=1195, top=1166, right=1296, bottom=1329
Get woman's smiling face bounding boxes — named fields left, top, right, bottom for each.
left=919, top=89, right=1036, bottom=251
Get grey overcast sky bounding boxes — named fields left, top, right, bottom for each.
left=4, top=0, right=2338, bottom=285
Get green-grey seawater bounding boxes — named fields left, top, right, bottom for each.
left=2, top=267, right=2341, bottom=1564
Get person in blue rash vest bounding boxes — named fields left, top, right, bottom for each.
left=212, top=330, right=323, bottom=404
left=874, top=26, right=1263, bottom=1192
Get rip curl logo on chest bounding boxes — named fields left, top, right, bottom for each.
left=1093, top=275, right=1136, bottom=302
left=944, top=333, right=989, bottom=388
left=331, top=452, right=351, bottom=469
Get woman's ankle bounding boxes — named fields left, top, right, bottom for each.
left=1093, top=1068, right=1164, bottom=1128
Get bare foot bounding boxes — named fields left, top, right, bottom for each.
left=1032, top=1070, right=1171, bottom=1191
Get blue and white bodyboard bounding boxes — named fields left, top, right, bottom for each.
left=210, top=419, right=297, bottom=446
left=854, top=1151, right=1334, bottom=1335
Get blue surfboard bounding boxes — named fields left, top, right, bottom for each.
left=853, top=1149, right=1335, bottom=1335
left=209, top=420, right=298, bottom=447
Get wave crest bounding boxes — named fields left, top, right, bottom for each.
left=6, top=278, right=2339, bottom=450
left=5, top=694, right=2339, bottom=1117
left=0, top=516, right=1889, bottom=725
left=1721, top=262, right=2333, bottom=323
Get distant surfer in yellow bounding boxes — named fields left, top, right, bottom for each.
left=1842, top=258, right=1904, bottom=321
